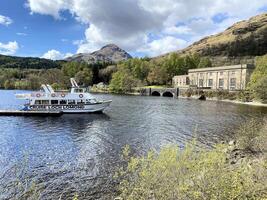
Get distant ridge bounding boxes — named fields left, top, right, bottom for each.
left=158, top=13, right=267, bottom=66
left=0, top=54, right=63, bottom=69
left=66, top=44, right=132, bottom=64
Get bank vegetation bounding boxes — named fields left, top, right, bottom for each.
left=0, top=53, right=266, bottom=103
left=115, top=119, right=267, bottom=200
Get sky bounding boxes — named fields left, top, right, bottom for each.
left=0, top=0, right=267, bottom=60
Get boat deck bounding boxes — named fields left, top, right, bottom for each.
left=0, top=110, right=63, bottom=116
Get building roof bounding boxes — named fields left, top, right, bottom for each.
left=173, top=75, right=189, bottom=78
left=188, top=64, right=254, bottom=73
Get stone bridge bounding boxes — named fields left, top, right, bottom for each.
left=140, top=88, right=179, bottom=98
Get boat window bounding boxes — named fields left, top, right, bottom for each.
left=35, top=100, right=42, bottom=105
left=86, top=99, right=97, bottom=104
left=51, top=100, right=58, bottom=105
left=68, top=100, right=76, bottom=105
left=77, top=100, right=84, bottom=104
left=60, top=100, right=67, bottom=105
left=41, top=100, right=49, bottom=105
left=74, top=88, right=84, bottom=93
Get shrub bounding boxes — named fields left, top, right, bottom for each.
left=236, top=119, right=267, bottom=154
left=236, top=90, right=253, bottom=102
left=250, top=76, right=267, bottom=103
left=248, top=54, right=267, bottom=103
left=115, top=142, right=267, bottom=200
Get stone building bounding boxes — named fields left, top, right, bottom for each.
left=172, top=75, right=190, bottom=88
left=173, top=64, right=254, bottom=90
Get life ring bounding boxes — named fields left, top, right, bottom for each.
left=51, top=93, right=56, bottom=97
left=61, top=93, right=65, bottom=98
left=36, top=93, right=41, bottom=98
left=79, top=94, right=83, bottom=98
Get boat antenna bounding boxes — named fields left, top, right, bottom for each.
left=70, top=78, right=79, bottom=88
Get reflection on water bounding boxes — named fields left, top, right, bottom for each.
left=0, top=90, right=266, bottom=199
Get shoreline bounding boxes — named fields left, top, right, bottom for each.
left=181, top=95, right=267, bottom=107
left=3, top=88, right=266, bottom=108
left=90, top=89, right=267, bottom=107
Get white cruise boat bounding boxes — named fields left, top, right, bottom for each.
left=15, top=78, right=112, bottom=113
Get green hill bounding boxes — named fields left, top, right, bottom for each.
left=0, top=54, right=65, bottom=69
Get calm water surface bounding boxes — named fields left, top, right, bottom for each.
left=0, top=90, right=266, bottom=199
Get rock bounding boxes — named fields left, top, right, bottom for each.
left=228, top=140, right=236, bottom=146
left=66, top=44, right=132, bottom=64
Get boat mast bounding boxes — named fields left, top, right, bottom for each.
left=70, top=78, right=79, bottom=88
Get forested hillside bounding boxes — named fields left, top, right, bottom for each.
left=0, top=54, right=64, bottom=69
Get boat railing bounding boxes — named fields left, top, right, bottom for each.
left=31, top=92, right=69, bottom=98
left=31, top=92, right=47, bottom=97
left=15, top=93, right=32, bottom=99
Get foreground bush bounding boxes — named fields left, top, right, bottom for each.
left=236, top=119, right=267, bottom=154
left=116, top=141, right=267, bottom=200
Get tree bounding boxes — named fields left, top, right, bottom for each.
left=109, top=68, right=138, bottom=93
left=74, top=68, right=93, bottom=86
left=147, top=65, right=169, bottom=85
left=99, top=65, right=117, bottom=83
left=4, top=79, right=15, bottom=89
left=248, top=54, right=267, bottom=102
left=27, top=74, right=41, bottom=90
left=40, top=68, right=68, bottom=88
left=198, top=57, right=212, bottom=68
left=62, top=62, right=83, bottom=77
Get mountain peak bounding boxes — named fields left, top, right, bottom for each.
left=67, top=44, right=132, bottom=64
left=101, top=44, right=120, bottom=49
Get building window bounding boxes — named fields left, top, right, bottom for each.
left=230, top=78, right=236, bottom=90
left=208, top=79, right=213, bottom=87
left=231, top=71, right=235, bottom=75
left=186, top=77, right=190, bottom=85
left=220, top=72, right=223, bottom=75
left=209, top=72, right=213, bottom=75
left=199, top=79, right=204, bottom=87
left=219, top=78, right=224, bottom=89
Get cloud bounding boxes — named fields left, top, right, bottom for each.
left=41, top=49, right=72, bottom=60
left=64, top=52, right=73, bottom=58
left=0, top=15, right=13, bottom=26
left=0, top=41, right=19, bottom=55
left=27, top=0, right=267, bottom=56
left=138, top=36, right=188, bottom=57
left=26, top=0, right=68, bottom=19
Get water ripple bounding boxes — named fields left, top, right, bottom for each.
left=0, top=90, right=266, bottom=199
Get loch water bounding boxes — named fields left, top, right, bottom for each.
left=0, top=90, right=266, bottom=199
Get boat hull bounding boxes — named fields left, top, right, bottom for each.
left=26, top=100, right=112, bottom=113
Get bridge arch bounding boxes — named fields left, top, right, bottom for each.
left=162, top=91, right=174, bottom=97
left=151, top=91, right=161, bottom=96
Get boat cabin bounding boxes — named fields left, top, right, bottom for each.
left=33, top=98, right=97, bottom=105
